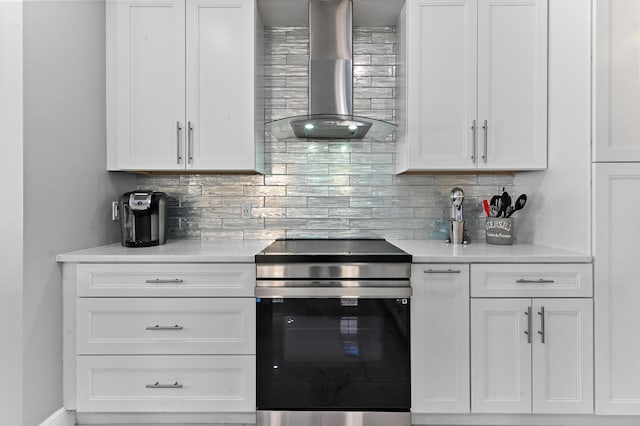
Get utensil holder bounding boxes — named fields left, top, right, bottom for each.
left=485, top=217, right=513, bottom=245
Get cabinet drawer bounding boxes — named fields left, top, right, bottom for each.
left=77, top=298, right=255, bottom=355
left=76, top=263, right=255, bottom=297
left=76, top=355, right=255, bottom=412
left=471, top=264, right=592, bottom=297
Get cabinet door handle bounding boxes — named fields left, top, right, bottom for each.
left=481, top=119, right=488, bottom=163
left=516, top=279, right=555, bottom=284
left=187, top=121, right=194, bottom=164
left=145, top=325, right=184, bottom=331
left=145, top=381, right=183, bottom=389
left=145, top=279, right=184, bottom=284
left=176, top=121, right=183, bottom=164
left=471, top=120, right=477, bottom=164
left=524, top=306, right=532, bottom=344
left=424, top=269, right=462, bottom=274
left=537, top=306, right=545, bottom=344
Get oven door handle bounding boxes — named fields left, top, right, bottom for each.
left=255, top=286, right=412, bottom=299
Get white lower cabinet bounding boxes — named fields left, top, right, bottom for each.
left=471, top=298, right=593, bottom=414
left=411, top=264, right=470, bottom=413
left=77, top=355, right=255, bottom=412
left=64, top=262, right=256, bottom=414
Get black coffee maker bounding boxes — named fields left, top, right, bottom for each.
left=119, top=191, right=168, bottom=247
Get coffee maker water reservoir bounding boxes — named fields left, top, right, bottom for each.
left=119, top=191, right=167, bottom=247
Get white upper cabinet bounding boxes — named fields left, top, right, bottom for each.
left=594, top=0, right=640, bottom=162
left=186, top=0, right=263, bottom=170
left=397, top=0, right=478, bottom=170
left=106, top=0, right=264, bottom=172
left=476, top=0, right=547, bottom=169
left=108, top=0, right=186, bottom=171
left=396, top=0, right=547, bottom=172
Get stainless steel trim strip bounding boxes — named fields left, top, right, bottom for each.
left=256, top=263, right=411, bottom=280
left=255, top=286, right=412, bottom=299
left=257, top=279, right=409, bottom=288
left=257, top=410, right=411, bottom=426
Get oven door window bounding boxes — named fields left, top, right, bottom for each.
left=256, top=298, right=410, bottom=411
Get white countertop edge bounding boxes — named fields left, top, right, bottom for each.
left=55, top=240, right=274, bottom=263
left=389, top=240, right=592, bottom=263
left=407, top=255, right=592, bottom=263
left=57, top=239, right=591, bottom=263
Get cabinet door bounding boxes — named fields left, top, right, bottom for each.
left=109, top=0, right=186, bottom=170
left=594, top=163, right=640, bottom=414
left=471, top=298, right=531, bottom=413
left=477, top=0, right=547, bottom=170
left=186, top=0, right=257, bottom=170
left=532, top=299, right=593, bottom=414
left=594, top=0, right=640, bottom=161
left=411, top=265, right=470, bottom=413
left=404, top=0, right=477, bottom=170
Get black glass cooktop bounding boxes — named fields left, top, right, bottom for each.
left=255, top=239, right=412, bottom=263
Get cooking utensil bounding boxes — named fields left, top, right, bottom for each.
left=500, top=189, right=511, bottom=218
left=482, top=199, right=491, bottom=217
left=504, top=205, right=514, bottom=218
left=489, top=195, right=501, bottom=217
left=506, top=194, right=527, bottom=217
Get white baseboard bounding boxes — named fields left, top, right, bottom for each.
left=39, top=408, right=76, bottom=426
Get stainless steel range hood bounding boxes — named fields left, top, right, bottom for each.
left=265, top=0, right=396, bottom=141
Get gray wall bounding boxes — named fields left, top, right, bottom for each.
left=0, top=3, right=24, bottom=425
left=514, top=0, right=592, bottom=254
left=139, top=27, right=515, bottom=242
left=22, top=1, right=135, bottom=424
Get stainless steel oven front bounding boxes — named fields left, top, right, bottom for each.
left=255, top=261, right=411, bottom=426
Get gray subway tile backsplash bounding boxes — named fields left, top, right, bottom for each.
left=137, top=26, right=514, bottom=241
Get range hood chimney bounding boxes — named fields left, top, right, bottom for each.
left=265, top=0, right=397, bottom=141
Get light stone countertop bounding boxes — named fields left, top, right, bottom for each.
left=57, top=239, right=591, bottom=263
left=56, top=239, right=273, bottom=263
left=389, top=240, right=591, bottom=263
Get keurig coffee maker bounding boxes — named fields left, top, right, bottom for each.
left=119, top=191, right=168, bottom=247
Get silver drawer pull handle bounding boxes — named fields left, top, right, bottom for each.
left=537, top=306, right=546, bottom=344
left=145, top=325, right=183, bottom=331
left=524, top=306, right=532, bottom=344
left=481, top=119, right=488, bottom=163
left=516, top=279, right=555, bottom=284
left=145, top=279, right=184, bottom=284
left=146, top=381, right=183, bottom=389
left=424, top=269, right=462, bottom=274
